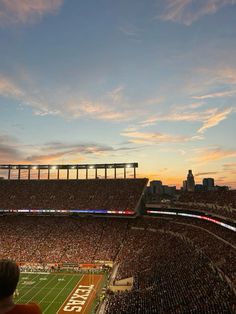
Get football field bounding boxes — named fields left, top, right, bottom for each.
left=15, top=272, right=104, bottom=314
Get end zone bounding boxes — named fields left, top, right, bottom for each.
left=57, top=274, right=103, bottom=314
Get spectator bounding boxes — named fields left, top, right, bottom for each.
left=0, top=260, right=41, bottom=314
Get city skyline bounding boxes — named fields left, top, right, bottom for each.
left=0, top=0, right=236, bottom=188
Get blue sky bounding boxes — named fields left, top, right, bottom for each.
left=0, top=0, right=236, bottom=187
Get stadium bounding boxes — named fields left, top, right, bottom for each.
left=0, top=162, right=235, bottom=314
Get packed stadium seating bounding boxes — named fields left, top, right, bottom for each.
left=0, top=179, right=147, bottom=211
left=0, top=177, right=235, bottom=313
left=0, top=215, right=235, bottom=313
left=175, top=190, right=236, bottom=221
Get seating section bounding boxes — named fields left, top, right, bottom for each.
left=174, top=190, right=236, bottom=220
left=0, top=216, right=235, bottom=313
left=0, top=179, right=147, bottom=211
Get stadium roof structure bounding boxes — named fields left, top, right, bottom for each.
left=0, top=162, right=138, bottom=180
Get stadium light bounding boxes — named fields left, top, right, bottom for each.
left=126, top=164, right=131, bottom=168
left=32, top=166, right=38, bottom=170
left=51, top=166, right=57, bottom=170
left=89, top=165, right=94, bottom=169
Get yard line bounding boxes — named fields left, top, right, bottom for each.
left=44, top=274, right=77, bottom=314
left=56, top=275, right=84, bottom=314
left=17, top=273, right=39, bottom=290
left=17, top=274, right=42, bottom=302
left=36, top=275, right=66, bottom=304
left=26, top=274, right=59, bottom=303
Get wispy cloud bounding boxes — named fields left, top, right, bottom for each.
left=121, top=130, right=191, bottom=144
left=193, top=90, right=236, bottom=100
left=222, top=162, right=236, bottom=172
left=0, top=0, right=63, bottom=26
left=158, top=0, right=236, bottom=26
left=0, top=76, right=23, bottom=97
left=0, top=133, right=22, bottom=162
left=119, top=23, right=141, bottom=37
left=195, top=171, right=218, bottom=177
left=197, top=107, right=234, bottom=133
left=192, top=147, right=236, bottom=163
left=140, top=105, right=235, bottom=133
left=0, top=74, right=131, bottom=121
left=26, top=142, right=115, bottom=163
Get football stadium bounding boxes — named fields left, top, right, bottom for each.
left=0, top=162, right=235, bottom=314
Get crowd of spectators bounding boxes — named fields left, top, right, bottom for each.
left=0, top=178, right=147, bottom=211
left=107, top=234, right=235, bottom=313
left=0, top=214, right=235, bottom=313
left=105, top=217, right=236, bottom=313
left=174, top=190, right=236, bottom=221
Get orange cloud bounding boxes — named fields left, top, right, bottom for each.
left=197, top=107, right=234, bottom=133
left=193, top=90, right=236, bottom=100
left=121, top=130, right=189, bottom=144
left=0, top=0, right=63, bottom=26
left=192, top=147, right=236, bottom=163
left=0, top=76, right=23, bottom=97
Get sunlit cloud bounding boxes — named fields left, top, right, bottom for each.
left=0, top=76, right=23, bottom=97
left=193, top=90, right=236, bottom=100
left=197, top=107, right=234, bottom=133
left=192, top=147, right=236, bottom=163
left=195, top=171, right=218, bottom=177
left=0, top=0, right=63, bottom=26
left=222, top=163, right=236, bottom=172
left=0, top=75, right=133, bottom=122
left=140, top=105, right=234, bottom=134
left=158, top=0, right=236, bottom=26
left=121, top=130, right=190, bottom=144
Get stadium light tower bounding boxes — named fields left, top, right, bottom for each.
left=0, top=162, right=138, bottom=180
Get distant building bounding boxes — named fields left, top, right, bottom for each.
left=195, top=184, right=204, bottom=191
left=150, top=180, right=163, bottom=194
left=203, top=178, right=214, bottom=190
left=187, top=170, right=195, bottom=192
left=0, top=177, right=4, bottom=180
left=163, top=185, right=176, bottom=196
left=183, top=180, right=187, bottom=191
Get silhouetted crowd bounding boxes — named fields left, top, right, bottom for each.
left=0, top=178, right=147, bottom=211
left=175, top=190, right=236, bottom=220
left=0, top=215, right=235, bottom=313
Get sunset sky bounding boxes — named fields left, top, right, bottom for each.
left=0, top=0, right=236, bottom=188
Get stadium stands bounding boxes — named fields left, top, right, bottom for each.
left=0, top=215, right=235, bottom=313
left=0, top=176, right=235, bottom=313
left=0, top=179, right=147, bottom=211
left=175, top=190, right=236, bottom=221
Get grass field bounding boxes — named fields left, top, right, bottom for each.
left=15, top=272, right=105, bottom=314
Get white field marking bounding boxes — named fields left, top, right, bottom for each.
left=44, top=274, right=77, bottom=314
left=21, top=272, right=50, bottom=275
left=26, top=274, right=59, bottom=304
left=56, top=275, right=84, bottom=314
left=17, top=274, right=38, bottom=289
left=80, top=275, right=102, bottom=314
left=35, top=275, right=66, bottom=304
left=17, top=274, right=42, bottom=302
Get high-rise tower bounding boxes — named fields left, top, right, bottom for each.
left=187, top=170, right=195, bottom=192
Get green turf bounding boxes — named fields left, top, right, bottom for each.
left=15, top=272, right=82, bottom=313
